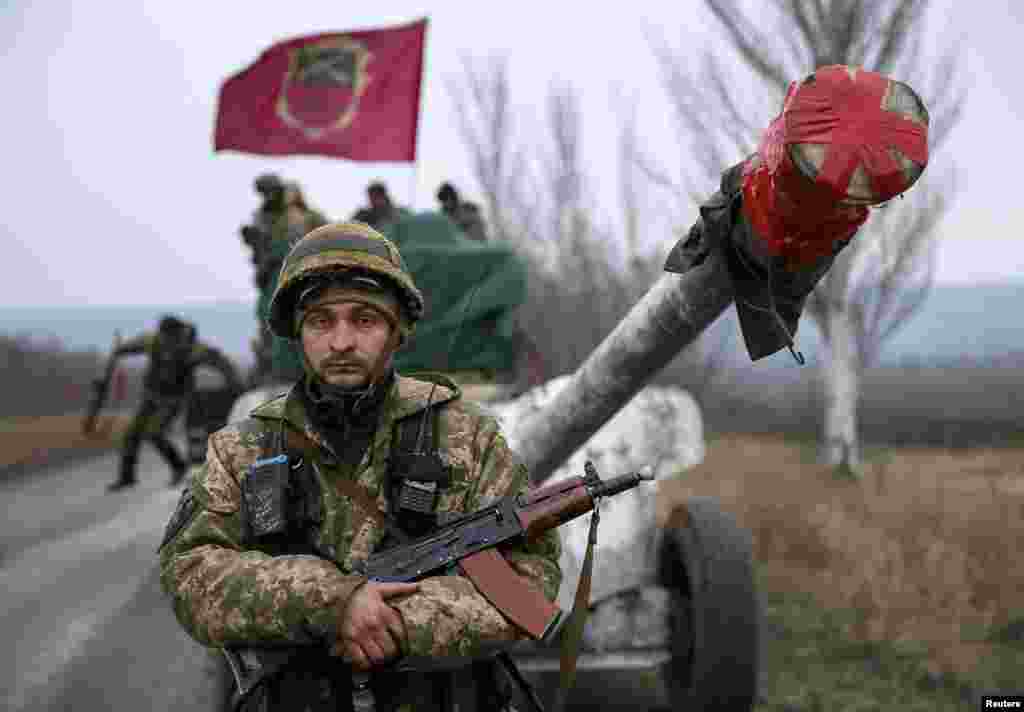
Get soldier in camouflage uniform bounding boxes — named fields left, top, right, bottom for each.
left=108, top=315, right=242, bottom=492
left=436, top=182, right=487, bottom=242
left=240, top=174, right=287, bottom=291
left=244, top=177, right=330, bottom=386
left=351, top=182, right=410, bottom=231
left=159, top=222, right=561, bottom=711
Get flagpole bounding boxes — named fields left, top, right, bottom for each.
left=408, top=162, right=418, bottom=211
left=408, top=16, right=429, bottom=212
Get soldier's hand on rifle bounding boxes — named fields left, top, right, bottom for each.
left=332, top=580, right=419, bottom=671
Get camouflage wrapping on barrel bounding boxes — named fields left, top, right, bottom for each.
left=666, top=64, right=929, bottom=360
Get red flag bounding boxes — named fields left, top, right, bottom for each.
left=214, top=19, right=427, bottom=162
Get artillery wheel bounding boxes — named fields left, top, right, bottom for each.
left=657, top=496, right=761, bottom=710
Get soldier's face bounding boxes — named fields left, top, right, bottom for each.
left=300, top=300, right=396, bottom=389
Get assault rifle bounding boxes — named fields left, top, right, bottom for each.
left=224, top=462, right=654, bottom=711
left=361, top=461, right=652, bottom=633
left=82, top=331, right=121, bottom=436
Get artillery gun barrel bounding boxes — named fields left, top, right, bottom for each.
left=517, top=251, right=733, bottom=485
left=515, top=68, right=931, bottom=487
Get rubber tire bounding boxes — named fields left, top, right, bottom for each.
left=657, top=496, right=762, bottom=710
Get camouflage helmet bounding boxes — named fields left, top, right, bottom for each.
left=267, top=221, right=424, bottom=340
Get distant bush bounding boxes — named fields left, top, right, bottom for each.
left=0, top=332, right=142, bottom=417
left=702, top=363, right=1024, bottom=448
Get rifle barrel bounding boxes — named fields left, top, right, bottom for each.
left=587, top=467, right=655, bottom=499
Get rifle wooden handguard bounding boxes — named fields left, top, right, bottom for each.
left=517, top=479, right=594, bottom=544
left=459, top=548, right=562, bottom=641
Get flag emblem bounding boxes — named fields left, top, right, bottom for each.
left=275, top=38, right=372, bottom=140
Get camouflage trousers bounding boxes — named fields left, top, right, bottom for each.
left=118, top=392, right=186, bottom=484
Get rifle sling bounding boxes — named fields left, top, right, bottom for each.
left=552, top=504, right=600, bottom=712
left=281, top=428, right=412, bottom=547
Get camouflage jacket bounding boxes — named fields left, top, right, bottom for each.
left=158, top=374, right=561, bottom=666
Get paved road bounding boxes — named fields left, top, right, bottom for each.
left=1, top=444, right=226, bottom=712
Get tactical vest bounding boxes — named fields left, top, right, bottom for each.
left=230, top=399, right=520, bottom=712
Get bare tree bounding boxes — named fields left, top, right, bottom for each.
left=447, top=54, right=740, bottom=402
left=617, top=95, right=642, bottom=268
left=645, top=0, right=965, bottom=471
left=447, top=59, right=636, bottom=379
left=445, top=54, right=539, bottom=251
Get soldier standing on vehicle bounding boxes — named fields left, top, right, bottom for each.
left=248, top=179, right=329, bottom=386
left=241, top=174, right=288, bottom=383
left=107, top=315, right=242, bottom=492
left=159, top=222, right=561, bottom=710
left=351, top=181, right=409, bottom=230
left=436, top=182, right=487, bottom=242
left=240, top=173, right=288, bottom=291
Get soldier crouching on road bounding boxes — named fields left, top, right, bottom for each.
left=158, top=222, right=561, bottom=711
left=107, top=316, right=242, bottom=492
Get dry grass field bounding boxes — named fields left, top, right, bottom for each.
left=0, top=413, right=132, bottom=473
left=659, top=434, right=1024, bottom=703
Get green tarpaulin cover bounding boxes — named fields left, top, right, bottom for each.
left=261, top=211, right=527, bottom=378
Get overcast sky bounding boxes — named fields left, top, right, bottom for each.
left=2, top=1, right=1021, bottom=308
